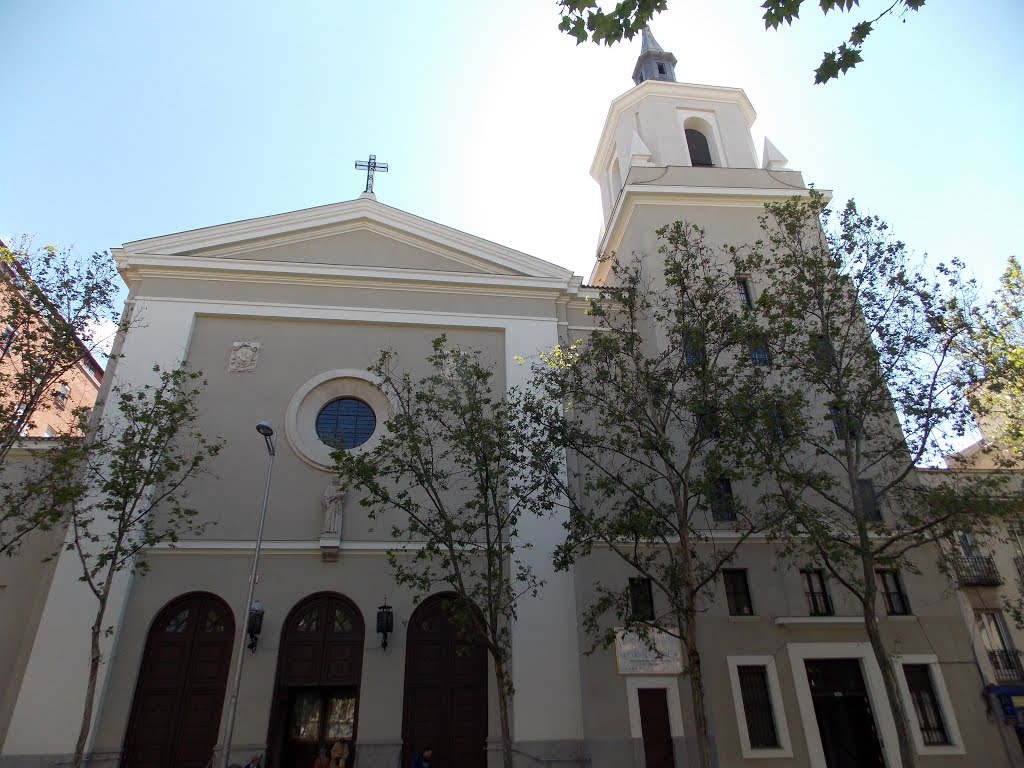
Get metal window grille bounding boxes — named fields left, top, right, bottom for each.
left=857, top=479, right=881, bottom=521
left=737, top=665, right=780, bottom=748
left=750, top=341, right=771, bottom=366
left=903, top=665, right=950, bottom=745
left=877, top=570, right=910, bottom=615
left=802, top=570, right=833, bottom=615
left=737, top=279, right=754, bottom=309
left=724, top=570, right=754, bottom=616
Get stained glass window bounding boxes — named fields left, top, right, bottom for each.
left=316, top=398, right=375, bottom=450
left=296, top=608, right=319, bottom=633
left=202, top=610, right=226, bottom=633
left=165, top=609, right=190, bottom=633
left=325, top=696, right=356, bottom=740
left=333, top=607, right=354, bottom=634
left=289, top=692, right=322, bottom=742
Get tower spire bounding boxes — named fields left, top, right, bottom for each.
left=632, top=27, right=677, bottom=85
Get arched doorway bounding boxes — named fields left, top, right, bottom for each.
left=269, top=593, right=364, bottom=768
left=402, top=594, right=488, bottom=768
left=122, top=592, right=235, bottom=768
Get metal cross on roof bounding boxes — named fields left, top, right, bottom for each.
left=355, top=154, right=388, bottom=194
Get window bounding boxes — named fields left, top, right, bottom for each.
left=695, top=410, right=720, bottom=441
left=976, top=610, right=1023, bottom=682
left=877, top=570, right=910, bottom=615
left=737, top=665, right=780, bottom=748
left=0, top=324, right=15, bottom=352
left=315, top=397, right=376, bottom=450
left=629, top=577, right=655, bottom=621
left=813, top=334, right=836, bottom=371
left=685, top=128, right=713, bottom=167
left=903, top=665, right=950, bottom=745
left=53, top=383, right=70, bottom=411
left=749, top=340, right=771, bottom=366
left=802, top=569, right=833, bottom=615
left=710, top=479, right=736, bottom=522
left=767, top=407, right=789, bottom=443
left=656, top=62, right=666, bottom=75
left=723, top=569, right=754, bottom=616
left=737, top=278, right=754, bottom=309
left=683, top=335, right=706, bottom=367
left=858, top=478, right=882, bottom=521
left=830, top=405, right=854, bottom=439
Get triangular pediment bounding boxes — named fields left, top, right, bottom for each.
left=118, top=198, right=571, bottom=280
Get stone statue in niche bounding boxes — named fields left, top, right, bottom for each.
left=320, top=479, right=346, bottom=561
left=228, top=341, right=261, bottom=372
left=322, top=479, right=346, bottom=536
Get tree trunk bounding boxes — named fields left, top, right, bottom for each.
left=73, top=600, right=107, bottom=768
left=863, top=594, right=917, bottom=768
left=684, top=606, right=713, bottom=768
left=495, top=659, right=514, bottom=768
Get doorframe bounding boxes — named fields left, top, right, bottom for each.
left=786, top=643, right=899, bottom=768
left=625, top=677, right=685, bottom=740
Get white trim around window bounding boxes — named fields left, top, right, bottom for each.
left=726, top=656, right=793, bottom=758
left=624, top=676, right=686, bottom=740
left=787, top=642, right=900, bottom=768
left=892, top=654, right=965, bottom=756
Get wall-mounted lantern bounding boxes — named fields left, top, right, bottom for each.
left=377, top=599, right=394, bottom=649
left=247, top=600, right=265, bottom=653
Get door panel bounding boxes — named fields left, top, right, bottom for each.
left=638, top=688, right=675, bottom=768
left=123, top=593, right=234, bottom=768
left=403, top=595, right=488, bottom=768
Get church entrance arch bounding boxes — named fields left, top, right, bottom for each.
left=402, top=593, right=488, bottom=768
left=269, top=593, right=364, bottom=768
left=122, top=592, right=235, bottom=768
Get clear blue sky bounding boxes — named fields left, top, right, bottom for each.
left=2, top=1, right=1021, bottom=296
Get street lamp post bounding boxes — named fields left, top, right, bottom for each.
left=221, top=421, right=276, bottom=768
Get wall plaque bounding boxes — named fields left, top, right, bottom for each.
left=229, top=341, right=261, bottom=372
left=615, top=628, right=683, bottom=675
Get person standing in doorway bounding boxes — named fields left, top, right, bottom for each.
left=412, top=746, right=433, bottom=768
left=313, top=745, right=330, bottom=768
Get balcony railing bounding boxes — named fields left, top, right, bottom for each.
left=987, top=650, right=1024, bottom=683
left=806, top=590, right=834, bottom=616
left=1015, top=556, right=1024, bottom=587
left=954, top=555, right=1003, bottom=587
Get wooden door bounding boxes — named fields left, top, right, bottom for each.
left=123, top=593, right=235, bottom=768
left=270, top=594, right=364, bottom=768
left=403, top=595, right=488, bottom=768
left=638, top=689, right=675, bottom=768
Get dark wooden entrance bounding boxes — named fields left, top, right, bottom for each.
left=269, top=593, right=364, bottom=768
left=638, top=688, right=675, bottom=768
left=805, top=659, right=885, bottom=768
left=402, top=594, right=488, bottom=768
left=122, top=592, right=235, bottom=768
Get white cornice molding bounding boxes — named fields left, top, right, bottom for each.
left=118, top=197, right=573, bottom=281
left=591, top=80, right=757, bottom=178
left=117, top=253, right=586, bottom=299
left=590, top=185, right=832, bottom=284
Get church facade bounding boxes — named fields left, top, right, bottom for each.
left=1, top=32, right=1016, bottom=768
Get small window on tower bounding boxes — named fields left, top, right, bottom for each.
left=657, top=63, right=666, bottom=75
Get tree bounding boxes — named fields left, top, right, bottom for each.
left=526, top=224, right=785, bottom=768
left=743, top=192, right=1011, bottom=768
left=966, top=255, right=1024, bottom=459
left=0, top=240, right=120, bottom=555
left=557, top=0, right=926, bottom=84
left=333, top=338, right=555, bottom=768
left=12, top=366, right=222, bottom=768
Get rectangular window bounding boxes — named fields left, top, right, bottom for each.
left=695, top=411, right=720, bottom=441
left=710, top=479, right=736, bottom=522
left=684, top=336, right=706, bottom=367
left=877, top=570, right=910, bottom=615
left=858, top=478, right=882, bottom=521
left=903, top=665, right=950, bottom=745
left=768, top=407, right=789, bottom=443
left=629, top=577, right=655, bottom=622
left=830, top=405, right=851, bottom=439
left=737, top=278, right=754, bottom=309
left=723, top=569, right=754, bottom=616
left=814, top=334, right=836, bottom=371
left=802, top=569, right=833, bottom=616
left=737, top=665, right=780, bottom=748
left=750, top=340, right=771, bottom=366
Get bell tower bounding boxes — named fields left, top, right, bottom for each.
left=590, top=29, right=814, bottom=285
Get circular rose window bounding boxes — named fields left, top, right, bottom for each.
left=315, top=397, right=376, bottom=450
